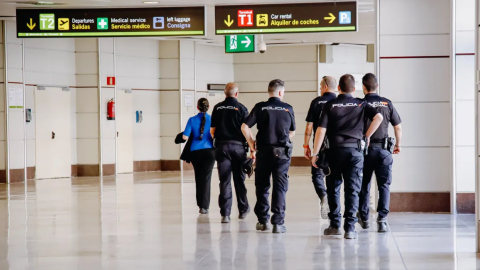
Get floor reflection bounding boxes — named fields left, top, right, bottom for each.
left=0, top=170, right=475, bottom=269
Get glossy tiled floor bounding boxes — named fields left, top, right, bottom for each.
left=0, top=167, right=478, bottom=269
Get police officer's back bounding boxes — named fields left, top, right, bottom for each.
left=311, top=74, right=383, bottom=239
left=241, top=79, right=295, bottom=234
left=357, top=73, right=402, bottom=232
left=210, top=82, right=250, bottom=223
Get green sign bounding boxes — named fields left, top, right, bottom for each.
left=16, top=7, right=205, bottom=38
left=225, top=35, right=255, bottom=53
left=39, top=13, right=55, bottom=30
left=97, top=17, right=109, bottom=30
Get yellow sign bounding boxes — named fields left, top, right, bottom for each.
left=224, top=15, right=234, bottom=27
left=26, top=18, right=36, bottom=30
left=256, top=14, right=268, bottom=26
left=58, top=18, right=69, bottom=30
left=324, top=13, right=336, bottom=23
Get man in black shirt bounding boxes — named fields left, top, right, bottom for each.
left=358, top=73, right=402, bottom=232
left=211, top=82, right=250, bottom=223
left=311, top=74, right=383, bottom=239
left=304, top=76, right=337, bottom=219
left=242, top=79, right=296, bottom=234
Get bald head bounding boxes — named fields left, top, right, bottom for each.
left=320, top=76, right=337, bottom=92
left=224, top=82, right=239, bottom=97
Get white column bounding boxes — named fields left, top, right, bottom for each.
left=379, top=0, right=453, bottom=212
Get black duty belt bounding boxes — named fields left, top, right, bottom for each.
left=369, top=143, right=383, bottom=148
left=330, top=143, right=358, bottom=148
left=216, top=140, right=244, bottom=146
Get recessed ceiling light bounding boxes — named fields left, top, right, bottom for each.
left=143, top=1, right=159, bottom=3
left=36, top=1, right=55, bottom=4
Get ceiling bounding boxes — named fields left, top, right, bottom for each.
left=0, top=0, right=375, bottom=45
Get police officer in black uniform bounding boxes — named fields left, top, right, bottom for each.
left=311, top=74, right=383, bottom=239
left=304, top=76, right=337, bottom=219
left=358, top=73, right=402, bottom=232
left=241, top=79, right=295, bottom=234
left=210, top=82, right=250, bottom=224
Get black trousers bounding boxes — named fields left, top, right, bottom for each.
left=312, top=166, right=327, bottom=198
left=216, top=142, right=249, bottom=216
left=190, top=148, right=216, bottom=210
left=254, top=147, right=291, bottom=225
left=359, top=147, right=393, bottom=221
left=326, top=147, right=364, bottom=232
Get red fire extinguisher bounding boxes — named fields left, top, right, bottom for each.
left=107, top=98, right=115, bottom=120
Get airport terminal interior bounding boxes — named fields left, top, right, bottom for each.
left=0, top=0, right=479, bottom=269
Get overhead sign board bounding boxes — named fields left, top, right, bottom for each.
left=215, top=2, right=357, bottom=35
left=225, top=35, right=255, bottom=53
left=16, top=7, right=205, bottom=38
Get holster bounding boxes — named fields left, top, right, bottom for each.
left=316, top=139, right=331, bottom=176
left=386, top=137, right=396, bottom=153
left=359, top=137, right=368, bottom=156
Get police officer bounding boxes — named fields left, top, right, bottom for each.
left=358, top=73, right=402, bottom=232
left=311, top=74, right=383, bottom=239
left=241, top=79, right=295, bottom=234
left=210, top=82, right=250, bottom=223
left=304, top=76, right=337, bottom=219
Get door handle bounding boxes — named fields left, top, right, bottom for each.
left=52, top=132, right=55, bottom=139
left=117, top=132, right=119, bottom=137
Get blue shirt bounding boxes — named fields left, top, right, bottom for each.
left=184, top=113, right=214, bottom=151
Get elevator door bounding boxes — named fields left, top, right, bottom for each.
left=116, top=90, right=133, bottom=174
left=35, top=87, right=71, bottom=179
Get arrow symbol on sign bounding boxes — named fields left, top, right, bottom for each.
left=224, top=15, right=234, bottom=27
left=26, top=18, right=36, bottom=30
left=241, top=36, right=251, bottom=48
left=324, top=13, right=336, bottom=23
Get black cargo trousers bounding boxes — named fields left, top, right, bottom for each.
left=216, top=142, right=249, bottom=217
left=254, top=146, right=291, bottom=225
left=326, top=147, right=364, bottom=232
left=359, top=146, right=393, bottom=221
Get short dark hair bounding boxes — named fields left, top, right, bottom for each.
left=339, top=74, right=355, bottom=93
left=362, top=73, right=378, bottom=92
left=268, top=79, right=285, bottom=93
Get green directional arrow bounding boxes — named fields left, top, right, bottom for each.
left=225, top=34, right=255, bottom=53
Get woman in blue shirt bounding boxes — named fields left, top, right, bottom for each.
left=183, top=98, right=215, bottom=214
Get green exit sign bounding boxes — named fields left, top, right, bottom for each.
left=225, top=35, right=255, bottom=53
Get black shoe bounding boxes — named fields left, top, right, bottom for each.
left=377, top=218, right=388, bottom=233
left=344, top=231, right=357, bottom=239
left=320, top=195, right=329, bottom=220
left=272, top=224, right=287, bottom=234
left=199, top=208, right=208, bottom=214
left=238, top=206, right=251, bottom=220
left=256, top=222, right=271, bottom=231
left=221, top=216, right=231, bottom=223
left=324, top=226, right=341, bottom=236
left=356, top=212, right=369, bottom=229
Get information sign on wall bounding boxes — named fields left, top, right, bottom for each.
left=215, top=2, right=357, bottom=35
left=17, top=7, right=206, bottom=38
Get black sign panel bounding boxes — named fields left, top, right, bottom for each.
left=215, top=2, right=357, bottom=35
left=16, top=7, right=205, bottom=38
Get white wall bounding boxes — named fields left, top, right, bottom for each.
left=115, top=38, right=161, bottom=162
left=75, top=38, right=99, bottom=166
left=380, top=0, right=452, bottom=192
left=159, top=40, right=181, bottom=161
left=455, top=0, right=475, bottom=193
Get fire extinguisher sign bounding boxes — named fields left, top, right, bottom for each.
left=107, top=76, right=115, bottom=86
